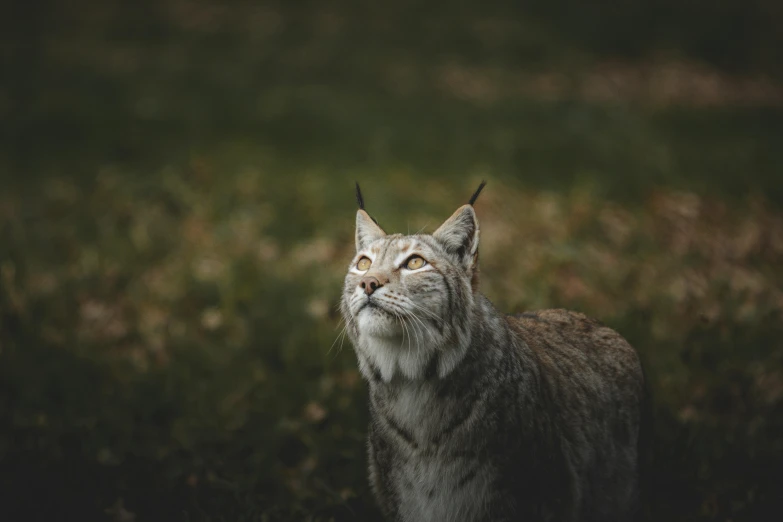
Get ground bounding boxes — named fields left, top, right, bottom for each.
left=1, top=1, right=782, bottom=521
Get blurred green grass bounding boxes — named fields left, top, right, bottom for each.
left=2, top=1, right=783, bottom=521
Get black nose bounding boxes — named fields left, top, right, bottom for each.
left=360, top=276, right=382, bottom=296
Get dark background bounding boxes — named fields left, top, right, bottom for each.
left=1, top=1, right=782, bottom=520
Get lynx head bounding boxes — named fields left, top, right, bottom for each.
left=340, top=182, right=486, bottom=382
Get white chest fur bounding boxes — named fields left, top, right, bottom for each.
left=388, top=383, right=443, bottom=440
left=396, top=458, right=494, bottom=522
left=379, top=383, right=494, bottom=522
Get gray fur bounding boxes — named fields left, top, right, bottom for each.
left=340, top=203, right=645, bottom=522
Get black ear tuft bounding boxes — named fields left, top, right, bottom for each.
left=468, top=180, right=487, bottom=206
left=355, top=182, right=365, bottom=210
left=355, top=182, right=382, bottom=226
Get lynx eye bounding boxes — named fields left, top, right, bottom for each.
left=357, top=257, right=372, bottom=271
left=404, top=255, right=426, bottom=270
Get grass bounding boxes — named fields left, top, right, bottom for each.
left=1, top=1, right=783, bottom=521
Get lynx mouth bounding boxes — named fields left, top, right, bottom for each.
left=356, top=298, right=403, bottom=338
left=359, top=299, right=391, bottom=315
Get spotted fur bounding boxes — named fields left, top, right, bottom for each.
left=340, top=203, right=645, bottom=522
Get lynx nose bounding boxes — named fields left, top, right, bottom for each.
left=360, top=276, right=383, bottom=296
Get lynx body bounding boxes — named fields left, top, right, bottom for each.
left=340, top=185, right=645, bottom=522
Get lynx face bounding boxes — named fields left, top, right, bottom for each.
left=340, top=206, right=480, bottom=382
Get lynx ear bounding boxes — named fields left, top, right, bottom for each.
left=356, top=210, right=386, bottom=251
left=433, top=204, right=479, bottom=268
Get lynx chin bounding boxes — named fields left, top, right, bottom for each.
left=340, top=182, right=647, bottom=522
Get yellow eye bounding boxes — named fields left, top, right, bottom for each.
left=405, top=256, right=426, bottom=270
left=357, top=257, right=372, bottom=271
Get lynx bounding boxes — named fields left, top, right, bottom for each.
left=340, top=183, right=646, bottom=522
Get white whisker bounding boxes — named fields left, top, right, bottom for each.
left=406, top=310, right=430, bottom=352
left=333, top=316, right=345, bottom=330
left=405, top=299, right=442, bottom=323
left=404, top=308, right=425, bottom=348
left=401, top=314, right=412, bottom=357
left=407, top=309, right=430, bottom=337
left=413, top=221, right=431, bottom=235
left=328, top=322, right=349, bottom=356
left=336, top=322, right=350, bottom=355
left=385, top=308, right=406, bottom=354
